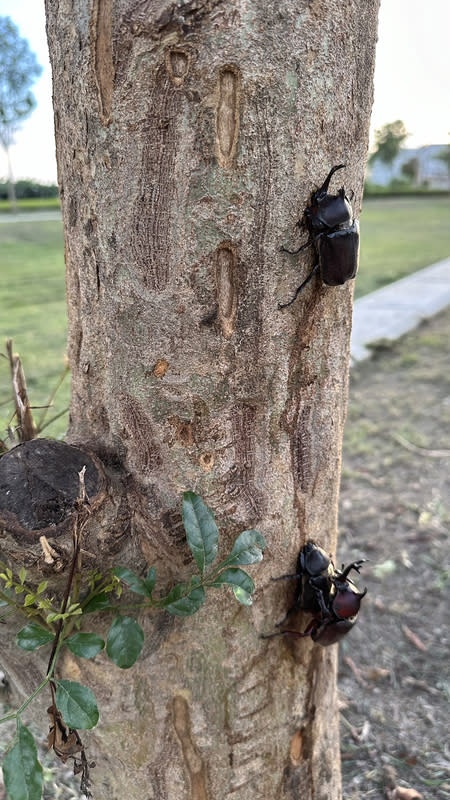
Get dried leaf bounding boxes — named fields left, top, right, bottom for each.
left=47, top=704, right=84, bottom=763
left=373, top=559, right=397, bottom=579
left=402, top=676, right=440, bottom=695
left=344, top=656, right=368, bottom=686
left=365, top=667, right=390, bottom=681
left=386, top=787, right=423, bottom=799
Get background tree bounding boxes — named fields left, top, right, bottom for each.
left=0, top=1, right=379, bottom=797
left=435, top=143, right=450, bottom=185
left=0, top=16, right=42, bottom=210
left=401, top=156, right=419, bottom=184
left=369, top=119, right=409, bottom=178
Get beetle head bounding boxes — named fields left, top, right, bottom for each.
left=299, top=541, right=331, bottom=577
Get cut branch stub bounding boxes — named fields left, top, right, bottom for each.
left=0, top=440, right=100, bottom=532
left=0, top=439, right=130, bottom=580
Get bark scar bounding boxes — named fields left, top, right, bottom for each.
left=91, top=0, right=114, bottom=125
left=216, top=65, right=241, bottom=168
left=165, top=48, right=191, bottom=87
left=216, top=241, right=238, bottom=339
left=172, top=694, right=208, bottom=800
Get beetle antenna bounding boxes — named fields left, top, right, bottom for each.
left=278, top=264, right=319, bottom=309
left=318, top=163, right=346, bottom=196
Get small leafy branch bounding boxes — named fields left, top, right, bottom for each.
left=0, top=485, right=266, bottom=800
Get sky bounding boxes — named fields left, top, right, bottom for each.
left=0, top=0, right=449, bottom=184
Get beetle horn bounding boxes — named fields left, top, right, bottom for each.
left=338, top=558, right=367, bottom=582
left=318, top=163, right=346, bottom=196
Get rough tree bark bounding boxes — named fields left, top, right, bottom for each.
left=1, top=1, right=379, bottom=798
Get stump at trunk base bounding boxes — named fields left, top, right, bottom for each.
left=0, top=439, right=133, bottom=584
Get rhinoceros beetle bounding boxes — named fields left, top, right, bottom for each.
left=278, top=164, right=359, bottom=309
left=262, top=541, right=366, bottom=646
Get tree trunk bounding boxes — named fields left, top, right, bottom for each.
left=3, top=143, right=18, bottom=212
left=2, top=1, right=379, bottom=797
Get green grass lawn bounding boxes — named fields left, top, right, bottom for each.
left=0, top=220, right=69, bottom=440
left=0, top=197, right=61, bottom=212
left=356, top=196, right=450, bottom=298
left=0, top=197, right=449, bottom=441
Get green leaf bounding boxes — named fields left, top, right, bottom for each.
left=144, top=566, right=156, bottom=595
left=83, top=592, right=112, bottom=613
left=210, top=567, right=255, bottom=602
left=55, top=680, right=99, bottom=730
left=16, top=622, right=55, bottom=651
left=3, top=719, right=43, bottom=800
left=24, top=593, right=36, bottom=607
left=65, top=632, right=105, bottom=659
left=231, top=585, right=253, bottom=605
left=112, top=566, right=153, bottom=597
left=19, top=567, right=27, bottom=584
left=106, top=616, right=144, bottom=668
left=222, top=530, right=266, bottom=567
left=212, top=567, right=255, bottom=594
left=182, top=491, right=218, bottom=574
left=162, top=580, right=206, bottom=617
left=37, top=580, right=48, bottom=594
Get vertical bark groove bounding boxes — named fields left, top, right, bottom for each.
left=173, top=694, right=209, bottom=800
left=91, top=0, right=114, bottom=125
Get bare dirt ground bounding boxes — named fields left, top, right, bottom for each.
left=338, top=307, right=450, bottom=800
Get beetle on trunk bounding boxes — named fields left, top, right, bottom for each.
left=279, top=164, right=359, bottom=309
left=262, top=542, right=367, bottom=646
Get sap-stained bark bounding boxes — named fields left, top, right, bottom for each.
left=3, top=1, right=380, bottom=797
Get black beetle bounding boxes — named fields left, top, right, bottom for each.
left=279, top=164, right=359, bottom=309
left=262, top=541, right=366, bottom=646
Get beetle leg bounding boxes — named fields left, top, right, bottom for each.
left=261, top=629, right=309, bottom=640
left=274, top=599, right=303, bottom=628
left=270, top=574, right=304, bottom=627
left=280, top=238, right=313, bottom=256
left=310, top=584, right=333, bottom=619
left=278, top=263, right=319, bottom=309
left=261, top=619, right=317, bottom=641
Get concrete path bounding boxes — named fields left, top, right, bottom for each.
left=2, top=212, right=448, bottom=360
left=351, top=257, right=450, bottom=362
left=0, top=211, right=61, bottom=223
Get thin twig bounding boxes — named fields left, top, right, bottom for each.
left=36, top=363, right=70, bottom=432
left=6, top=338, right=36, bottom=441
left=392, top=432, right=450, bottom=458
left=46, top=467, right=90, bottom=683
